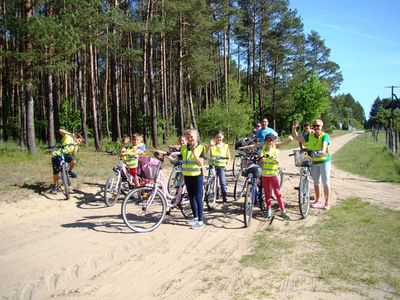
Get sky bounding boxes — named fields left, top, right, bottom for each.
left=289, top=0, right=400, bottom=118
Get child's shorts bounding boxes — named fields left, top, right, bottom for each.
left=128, top=167, right=137, bottom=177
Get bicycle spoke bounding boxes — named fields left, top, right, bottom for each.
left=122, top=186, right=166, bottom=233
left=243, top=183, right=253, bottom=227
left=104, top=172, right=121, bottom=207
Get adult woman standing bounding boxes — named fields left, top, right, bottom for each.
left=298, top=119, right=331, bottom=210
left=181, top=129, right=207, bottom=229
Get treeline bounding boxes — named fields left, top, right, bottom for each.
left=367, top=97, right=400, bottom=130
left=1, top=0, right=363, bottom=154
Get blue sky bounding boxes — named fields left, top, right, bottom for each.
left=290, top=0, right=400, bottom=118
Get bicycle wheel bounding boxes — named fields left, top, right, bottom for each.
left=278, top=168, right=284, bottom=188
left=205, top=177, right=217, bottom=210
left=233, top=175, right=246, bottom=201
left=243, top=183, right=254, bottom=227
left=61, top=164, right=70, bottom=200
left=179, top=186, right=192, bottom=218
left=298, top=173, right=311, bottom=218
left=232, top=155, right=242, bottom=177
left=104, top=172, right=122, bottom=207
left=121, top=186, right=167, bottom=233
left=167, top=167, right=181, bottom=195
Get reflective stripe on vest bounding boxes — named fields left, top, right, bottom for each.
left=308, top=132, right=328, bottom=163
left=210, top=144, right=229, bottom=167
left=181, top=144, right=204, bottom=176
left=124, top=143, right=144, bottom=168
left=260, top=146, right=280, bottom=176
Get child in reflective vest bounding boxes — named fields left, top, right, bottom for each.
left=207, top=130, right=231, bottom=203
left=260, top=133, right=290, bottom=220
left=121, top=133, right=146, bottom=187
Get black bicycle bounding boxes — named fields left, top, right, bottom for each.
left=203, top=157, right=228, bottom=210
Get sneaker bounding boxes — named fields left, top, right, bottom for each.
left=68, top=171, right=77, bottom=178
left=281, top=211, right=291, bottom=220
left=50, top=186, right=58, bottom=194
left=324, top=202, right=330, bottom=210
left=311, top=201, right=324, bottom=208
left=187, top=217, right=198, bottom=225
left=222, top=197, right=228, bottom=203
left=263, top=209, right=272, bottom=218
left=192, top=222, right=205, bottom=229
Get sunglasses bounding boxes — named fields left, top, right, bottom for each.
left=313, top=124, right=321, bottom=128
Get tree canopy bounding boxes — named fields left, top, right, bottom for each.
left=0, top=0, right=347, bottom=152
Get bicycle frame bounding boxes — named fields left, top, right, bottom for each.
left=136, top=162, right=187, bottom=212
left=291, top=149, right=313, bottom=218
left=121, top=154, right=191, bottom=233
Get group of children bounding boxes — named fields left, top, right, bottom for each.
left=51, top=116, right=331, bottom=228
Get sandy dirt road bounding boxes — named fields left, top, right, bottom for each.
left=1, top=131, right=399, bottom=300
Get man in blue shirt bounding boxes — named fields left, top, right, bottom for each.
left=254, top=117, right=278, bottom=149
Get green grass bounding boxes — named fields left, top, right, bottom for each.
left=0, top=139, right=178, bottom=201
left=333, top=131, right=400, bottom=183
left=0, top=141, right=121, bottom=200
left=241, top=198, right=400, bottom=296
left=309, top=198, right=400, bottom=293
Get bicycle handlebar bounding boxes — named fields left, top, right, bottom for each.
left=289, top=149, right=321, bottom=157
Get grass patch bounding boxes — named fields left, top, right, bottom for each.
left=0, top=142, right=120, bottom=200
left=241, top=227, right=297, bottom=269
left=308, top=198, right=400, bottom=294
left=333, top=131, right=400, bottom=183
left=241, top=198, right=400, bottom=297
left=0, top=140, right=177, bottom=201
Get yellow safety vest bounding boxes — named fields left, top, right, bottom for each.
left=209, top=144, right=229, bottom=167
left=124, top=143, right=145, bottom=169
left=61, top=135, right=75, bottom=155
left=181, top=144, right=205, bottom=176
left=260, top=146, right=280, bottom=176
left=307, top=132, right=330, bottom=163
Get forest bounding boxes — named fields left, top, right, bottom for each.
left=1, top=0, right=367, bottom=154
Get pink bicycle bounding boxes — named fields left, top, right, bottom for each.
left=121, top=153, right=191, bottom=233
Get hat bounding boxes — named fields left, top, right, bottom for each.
left=265, top=133, right=277, bottom=140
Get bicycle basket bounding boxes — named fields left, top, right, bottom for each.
left=241, top=163, right=262, bottom=178
left=293, top=150, right=311, bottom=167
left=138, top=155, right=161, bottom=180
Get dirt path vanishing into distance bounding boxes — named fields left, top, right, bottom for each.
left=1, top=131, right=399, bottom=300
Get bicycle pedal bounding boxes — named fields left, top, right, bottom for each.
left=294, top=187, right=299, bottom=190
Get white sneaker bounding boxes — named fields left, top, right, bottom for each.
left=187, top=217, right=198, bottom=225
left=192, top=222, right=205, bottom=230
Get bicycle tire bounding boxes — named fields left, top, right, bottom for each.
left=67, top=168, right=71, bottom=186
left=205, top=177, right=217, bottom=210
left=232, top=155, right=242, bottom=177
left=278, top=168, right=284, bottom=188
left=167, top=167, right=181, bottom=195
left=298, top=173, right=311, bottom=218
left=121, top=186, right=167, bottom=233
left=104, top=171, right=122, bottom=207
left=233, top=175, right=246, bottom=201
left=243, top=183, right=254, bottom=227
left=179, top=186, right=192, bottom=218
left=61, top=164, right=70, bottom=200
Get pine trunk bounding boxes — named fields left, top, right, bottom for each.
left=89, top=42, right=100, bottom=150
left=24, top=0, right=36, bottom=154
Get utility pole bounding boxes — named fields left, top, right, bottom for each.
left=385, top=85, right=400, bottom=100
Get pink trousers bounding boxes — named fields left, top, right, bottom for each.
left=262, top=175, right=286, bottom=211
